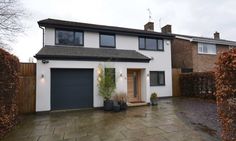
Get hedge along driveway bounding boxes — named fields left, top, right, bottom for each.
left=1, top=98, right=220, bottom=141
left=0, top=48, right=20, bottom=138
left=215, top=48, right=236, bottom=141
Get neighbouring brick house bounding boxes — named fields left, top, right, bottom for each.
left=161, top=25, right=236, bottom=72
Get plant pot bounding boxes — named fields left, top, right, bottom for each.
left=113, top=101, right=121, bottom=112
left=150, top=98, right=158, bottom=105
left=104, top=100, right=113, bottom=111
left=119, top=102, right=127, bottom=110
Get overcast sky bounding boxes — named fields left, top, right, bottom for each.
left=11, top=0, right=236, bottom=62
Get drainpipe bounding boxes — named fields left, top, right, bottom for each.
left=39, top=26, right=45, bottom=47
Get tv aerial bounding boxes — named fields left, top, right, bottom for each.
left=147, top=8, right=152, bottom=22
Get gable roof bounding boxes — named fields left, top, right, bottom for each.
left=35, top=45, right=151, bottom=63
left=38, top=18, right=174, bottom=39
left=175, top=34, right=236, bottom=46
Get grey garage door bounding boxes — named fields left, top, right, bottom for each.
left=51, top=69, right=93, bottom=110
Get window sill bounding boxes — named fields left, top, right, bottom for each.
left=198, top=52, right=216, bottom=55
left=55, top=44, right=84, bottom=47
left=139, top=49, right=164, bottom=52
left=150, top=85, right=166, bottom=87
left=100, top=46, right=116, bottom=48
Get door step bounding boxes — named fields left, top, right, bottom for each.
left=127, top=102, right=148, bottom=107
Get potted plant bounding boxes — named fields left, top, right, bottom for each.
left=150, top=92, right=158, bottom=105
left=114, top=93, right=128, bottom=111
left=97, top=67, right=116, bottom=111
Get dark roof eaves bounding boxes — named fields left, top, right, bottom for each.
left=34, top=54, right=151, bottom=63
left=38, top=19, right=174, bottom=39
left=175, top=33, right=236, bottom=46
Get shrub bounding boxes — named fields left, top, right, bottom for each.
left=215, top=48, right=236, bottom=141
left=150, top=92, right=158, bottom=100
left=179, top=72, right=215, bottom=99
left=0, top=48, right=20, bottom=138
left=97, top=66, right=116, bottom=101
left=113, top=92, right=127, bottom=103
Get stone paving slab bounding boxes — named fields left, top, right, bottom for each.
left=1, top=98, right=220, bottom=141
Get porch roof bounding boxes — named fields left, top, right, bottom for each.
left=35, top=45, right=151, bottom=63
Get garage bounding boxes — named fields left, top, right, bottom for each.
left=51, top=69, right=93, bottom=110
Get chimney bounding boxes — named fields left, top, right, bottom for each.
left=144, top=22, right=154, bottom=31
left=161, top=24, right=172, bottom=34
left=214, top=32, right=220, bottom=39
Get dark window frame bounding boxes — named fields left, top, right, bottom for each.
left=150, top=71, right=165, bottom=86
left=139, top=37, right=164, bottom=51
left=99, top=33, right=116, bottom=48
left=55, top=28, right=84, bottom=46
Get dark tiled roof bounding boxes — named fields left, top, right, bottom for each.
left=35, top=45, right=151, bottom=63
left=175, top=34, right=236, bottom=46
left=38, top=18, right=174, bottom=39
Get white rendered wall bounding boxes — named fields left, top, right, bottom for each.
left=36, top=60, right=150, bottom=111
left=44, top=27, right=55, bottom=46
left=38, top=28, right=172, bottom=111
left=116, top=34, right=172, bottom=98
left=84, top=32, right=99, bottom=48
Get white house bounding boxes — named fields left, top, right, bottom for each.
left=35, top=19, right=173, bottom=112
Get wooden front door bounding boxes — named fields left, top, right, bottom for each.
left=127, top=69, right=141, bottom=102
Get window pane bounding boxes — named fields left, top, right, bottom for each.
left=139, top=38, right=145, bottom=49
left=100, top=34, right=115, bottom=47
left=203, top=44, right=208, bottom=53
left=74, top=32, right=83, bottom=45
left=150, top=71, right=158, bottom=86
left=157, top=39, right=164, bottom=50
left=198, top=43, right=203, bottom=53
left=146, top=38, right=157, bottom=50
left=56, top=30, right=74, bottom=45
left=198, top=43, right=216, bottom=54
left=158, top=72, right=165, bottom=85
left=207, top=44, right=216, bottom=54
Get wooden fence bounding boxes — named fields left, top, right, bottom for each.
left=17, top=63, right=36, bottom=114
left=172, top=68, right=181, bottom=96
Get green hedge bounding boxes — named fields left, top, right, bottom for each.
left=0, top=48, right=20, bottom=138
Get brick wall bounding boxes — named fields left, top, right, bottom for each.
left=171, top=38, right=193, bottom=69
left=171, top=38, right=231, bottom=72
left=192, top=44, right=229, bottom=72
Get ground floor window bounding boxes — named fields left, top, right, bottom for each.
left=150, top=71, right=165, bottom=86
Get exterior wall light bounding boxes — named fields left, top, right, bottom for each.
left=40, top=74, right=45, bottom=83
left=42, top=60, right=49, bottom=64
left=166, top=40, right=170, bottom=45
left=97, top=69, right=101, bottom=75
left=120, top=72, right=123, bottom=77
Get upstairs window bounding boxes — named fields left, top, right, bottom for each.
left=198, top=43, right=216, bottom=55
left=150, top=71, right=165, bottom=86
left=100, top=34, right=115, bottom=48
left=139, top=37, right=164, bottom=51
left=146, top=38, right=157, bottom=50
left=55, top=29, right=83, bottom=46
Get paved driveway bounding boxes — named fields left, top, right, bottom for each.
left=1, top=98, right=220, bottom=141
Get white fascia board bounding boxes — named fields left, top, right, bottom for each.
left=175, top=35, right=193, bottom=42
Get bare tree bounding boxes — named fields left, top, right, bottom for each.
left=0, top=0, right=24, bottom=50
